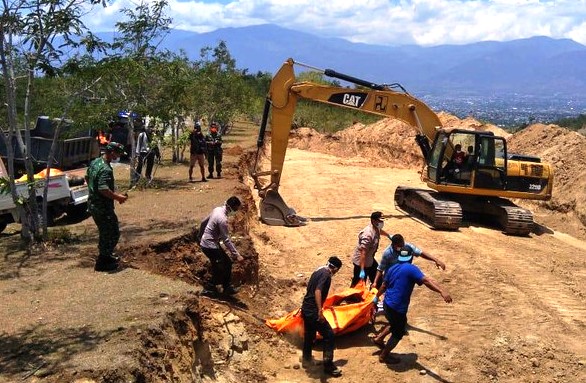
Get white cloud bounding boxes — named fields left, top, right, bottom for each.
left=82, top=0, right=586, bottom=46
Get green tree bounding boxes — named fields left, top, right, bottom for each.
left=111, top=0, right=171, bottom=59
left=107, top=0, right=172, bottom=177
left=193, top=41, right=255, bottom=127
left=0, top=0, right=105, bottom=241
left=553, top=113, right=586, bottom=132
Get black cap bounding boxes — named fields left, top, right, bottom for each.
left=391, top=234, right=404, bottom=246
left=328, top=256, right=342, bottom=269
left=226, top=196, right=241, bottom=210
left=370, top=211, right=384, bottom=221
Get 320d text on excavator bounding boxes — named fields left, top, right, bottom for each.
left=251, top=58, right=554, bottom=236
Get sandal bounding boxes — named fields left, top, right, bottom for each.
left=371, top=337, right=385, bottom=349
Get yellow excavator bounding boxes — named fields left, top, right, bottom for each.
left=251, top=58, right=554, bottom=235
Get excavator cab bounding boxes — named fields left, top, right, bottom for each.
left=427, top=130, right=508, bottom=190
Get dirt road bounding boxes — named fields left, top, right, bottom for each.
left=249, top=148, right=586, bottom=382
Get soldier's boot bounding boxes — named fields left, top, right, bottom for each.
left=95, top=255, right=119, bottom=272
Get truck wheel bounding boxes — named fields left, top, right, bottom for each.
left=67, top=203, right=89, bottom=220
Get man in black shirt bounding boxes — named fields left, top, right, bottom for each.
left=189, top=123, right=207, bottom=182
left=301, top=256, right=343, bottom=377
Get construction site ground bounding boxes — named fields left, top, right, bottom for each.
left=0, top=117, right=585, bottom=383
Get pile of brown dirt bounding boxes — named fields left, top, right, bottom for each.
left=290, top=112, right=510, bottom=170
left=437, top=111, right=511, bottom=137
left=508, top=123, right=586, bottom=226
left=290, top=121, right=425, bottom=170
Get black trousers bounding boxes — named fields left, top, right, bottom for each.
left=207, top=150, right=222, bottom=176
left=383, top=303, right=407, bottom=341
left=350, top=260, right=378, bottom=287
left=200, top=247, right=233, bottom=289
left=301, top=310, right=335, bottom=363
left=136, top=151, right=155, bottom=179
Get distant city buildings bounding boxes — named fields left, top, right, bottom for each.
left=421, top=94, right=586, bottom=128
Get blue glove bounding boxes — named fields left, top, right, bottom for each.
left=372, top=296, right=379, bottom=305
left=359, top=269, right=366, bottom=280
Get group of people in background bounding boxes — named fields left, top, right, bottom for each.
left=95, top=122, right=161, bottom=185
left=189, top=121, right=224, bottom=182
left=95, top=119, right=225, bottom=185
left=300, top=211, right=453, bottom=377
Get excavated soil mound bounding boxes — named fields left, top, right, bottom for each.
left=290, top=112, right=510, bottom=170
left=508, top=123, right=586, bottom=226
left=436, top=111, right=511, bottom=137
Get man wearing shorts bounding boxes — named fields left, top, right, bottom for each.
left=189, top=122, right=207, bottom=182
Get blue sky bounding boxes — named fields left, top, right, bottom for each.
left=84, top=0, right=586, bottom=46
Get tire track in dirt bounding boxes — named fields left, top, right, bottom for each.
left=478, top=234, right=586, bottom=331
left=401, top=224, right=586, bottom=382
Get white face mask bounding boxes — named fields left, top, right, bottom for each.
left=226, top=205, right=237, bottom=217
left=376, top=221, right=384, bottom=230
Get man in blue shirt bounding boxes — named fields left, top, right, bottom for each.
left=372, top=233, right=446, bottom=289
left=372, top=247, right=452, bottom=364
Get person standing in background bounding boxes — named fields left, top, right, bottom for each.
left=205, top=122, right=223, bottom=179
left=189, top=122, right=207, bottom=182
left=133, top=126, right=156, bottom=184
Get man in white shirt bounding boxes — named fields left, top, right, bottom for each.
left=133, top=126, right=156, bottom=183
left=199, top=196, right=245, bottom=296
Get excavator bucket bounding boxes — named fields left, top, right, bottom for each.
left=260, top=189, right=306, bottom=226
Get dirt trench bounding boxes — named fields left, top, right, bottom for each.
left=81, top=119, right=586, bottom=382
left=84, top=150, right=278, bottom=382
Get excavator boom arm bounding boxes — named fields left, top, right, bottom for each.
left=262, top=58, right=442, bottom=191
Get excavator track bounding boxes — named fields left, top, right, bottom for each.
left=394, top=186, right=462, bottom=231
left=457, top=197, right=534, bottom=236
left=394, top=186, right=535, bottom=236
left=498, top=205, right=534, bottom=236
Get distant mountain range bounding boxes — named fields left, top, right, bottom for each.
left=154, top=24, right=586, bottom=99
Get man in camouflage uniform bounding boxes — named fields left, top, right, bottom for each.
left=205, top=122, right=223, bottom=179
left=86, top=142, right=129, bottom=271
